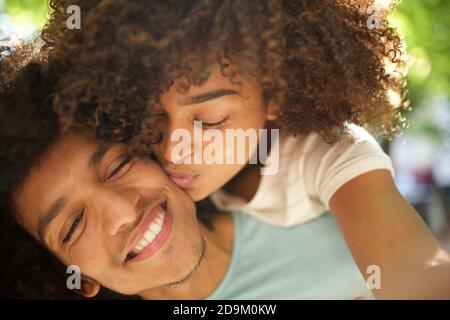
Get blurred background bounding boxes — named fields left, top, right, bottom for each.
left=1, top=0, right=450, bottom=248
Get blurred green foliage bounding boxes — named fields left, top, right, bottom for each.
left=391, top=0, right=450, bottom=102
left=2, top=0, right=48, bottom=35
left=390, top=0, right=450, bottom=138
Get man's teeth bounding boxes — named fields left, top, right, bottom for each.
left=133, top=207, right=166, bottom=254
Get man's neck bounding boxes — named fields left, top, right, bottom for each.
left=139, top=213, right=234, bottom=300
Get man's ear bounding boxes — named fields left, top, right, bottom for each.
left=78, top=277, right=101, bottom=298
left=266, top=102, right=279, bottom=121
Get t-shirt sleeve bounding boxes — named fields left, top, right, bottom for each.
left=303, top=124, right=395, bottom=210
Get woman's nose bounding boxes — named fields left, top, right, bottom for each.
left=158, top=121, right=198, bottom=165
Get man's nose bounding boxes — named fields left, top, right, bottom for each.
left=97, top=188, right=140, bottom=236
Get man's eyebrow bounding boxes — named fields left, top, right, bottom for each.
left=180, top=89, right=237, bottom=106
left=38, top=196, right=67, bottom=241
left=88, top=143, right=113, bottom=169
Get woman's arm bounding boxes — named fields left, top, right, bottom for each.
left=329, top=169, right=450, bottom=299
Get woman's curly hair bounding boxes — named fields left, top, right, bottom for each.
left=41, top=0, right=409, bottom=152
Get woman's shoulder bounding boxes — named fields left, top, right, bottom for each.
left=293, top=123, right=382, bottom=154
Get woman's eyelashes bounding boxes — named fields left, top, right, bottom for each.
left=195, top=116, right=230, bottom=129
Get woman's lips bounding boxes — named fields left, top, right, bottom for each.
left=166, top=170, right=199, bottom=189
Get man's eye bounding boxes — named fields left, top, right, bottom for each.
left=195, top=116, right=229, bottom=129
left=107, top=154, right=133, bottom=180
left=63, top=210, right=84, bottom=244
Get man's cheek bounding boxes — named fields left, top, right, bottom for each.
left=69, top=240, right=110, bottom=274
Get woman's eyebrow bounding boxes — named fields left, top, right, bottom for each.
left=179, top=89, right=237, bottom=106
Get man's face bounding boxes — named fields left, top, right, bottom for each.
left=13, top=131, right=204, bottom=296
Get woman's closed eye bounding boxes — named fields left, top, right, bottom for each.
left=195, top=116, right=230, bottom=129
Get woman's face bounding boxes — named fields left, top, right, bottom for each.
left=152, top=63, right=277, bottom=201
left=13, top=131, right=204, bottom=296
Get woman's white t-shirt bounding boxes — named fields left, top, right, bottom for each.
left=210, top=123, right=395, bottom=227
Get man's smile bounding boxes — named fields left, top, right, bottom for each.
left=125, top=200, right=173, bottom=263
